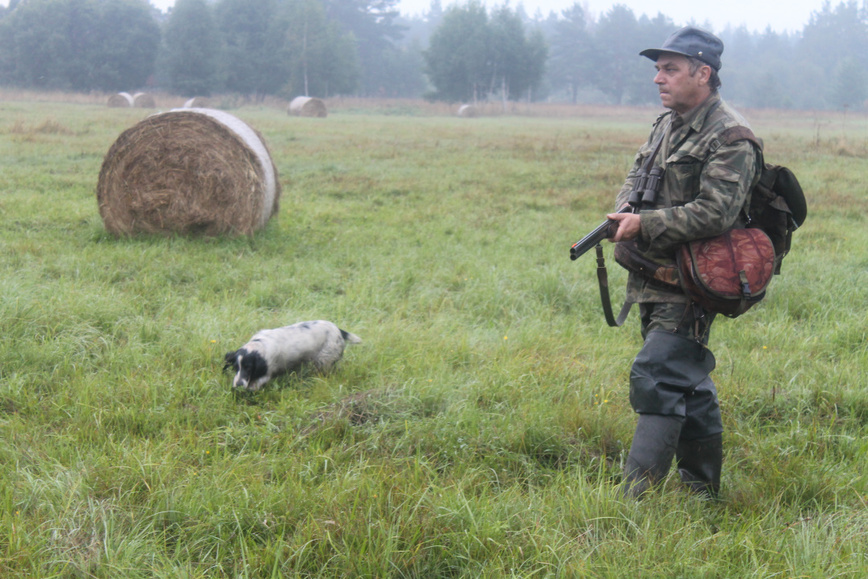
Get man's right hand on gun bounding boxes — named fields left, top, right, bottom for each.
left=606, top=209, right=642, bottom=242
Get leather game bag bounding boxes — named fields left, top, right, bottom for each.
left=677, top=227, right=776, bottom=318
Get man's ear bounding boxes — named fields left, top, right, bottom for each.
left=698, top=64, right=712, bottom=86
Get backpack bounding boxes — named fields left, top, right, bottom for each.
left=718, top=126, right=807, bottom=274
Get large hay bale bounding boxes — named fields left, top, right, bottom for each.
left=457, top=104, right=478, bottom=118
left=288, top=96, right=327, bottom=118
left=107, top=92, right=134, bottom=107
left=97, top=108, right=280, bottom=236
left=183, top=96, right=210, bottom=108
left=133, top=92, right=156, bottom=108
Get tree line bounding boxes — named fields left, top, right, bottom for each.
left=0, top=0, right=407, bottom=100
left=1, top=0, right=867, bottom=110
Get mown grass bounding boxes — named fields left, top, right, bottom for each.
left=1, top=96, right=866, bottom=577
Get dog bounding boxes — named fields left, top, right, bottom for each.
left=223, top=320, right=361, bottom=391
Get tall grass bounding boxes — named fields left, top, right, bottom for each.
left=1, top=97, right=866, bottom=577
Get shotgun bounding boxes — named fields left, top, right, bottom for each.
left=569, top=206, right=632, bottom=261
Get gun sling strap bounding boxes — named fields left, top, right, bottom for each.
left=595, top=243, right=634, bottom=327
left=594, top=115, right=673, bottom=327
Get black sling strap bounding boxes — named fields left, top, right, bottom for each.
left=595, top=117, right=671, bottom=327
left=596, top=244, right=634, bottom=326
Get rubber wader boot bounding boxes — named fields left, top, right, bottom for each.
left=623, top=413, right=683, bottom=498
left=676, top=433, right=723, bottom=499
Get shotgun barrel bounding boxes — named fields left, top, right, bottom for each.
left=569, top=206, right=632, bottom=261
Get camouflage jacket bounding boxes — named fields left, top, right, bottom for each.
left=615, top=93, right=762, bottom=304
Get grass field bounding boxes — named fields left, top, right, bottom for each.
left=1, top=93, right=867, bottom=577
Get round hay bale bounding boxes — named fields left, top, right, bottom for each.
left=288, top=96, right=327, bottom=118
left=183, top=96, right=210, bottom=108
left=96, top=108, right=281, bottom=237
left=133, top=92, right=156, bottom=108
left=107, top=92, right=134, bottom=107
left=457, top=104, right=478, bottom=118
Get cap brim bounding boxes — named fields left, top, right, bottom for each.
left=640, top=48, right=692, bottom=61
left=640, top=48, right=721, bottom=71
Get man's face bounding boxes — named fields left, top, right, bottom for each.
left=653, top=53, right=711, bottom=114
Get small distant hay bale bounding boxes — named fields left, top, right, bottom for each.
left=288, top=96, right=327, bottom=118
left=183, top=96, right=210, bottom=108
left=133, top=92, right=156, bottom=108
left=107, top=92, right=134, bottom=108
left=457, top=104, right=478, bottom=118
left=97, top=108, right=280, bottom=236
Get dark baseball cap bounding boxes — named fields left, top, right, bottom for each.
left=640, top=26, right=724, bottom=71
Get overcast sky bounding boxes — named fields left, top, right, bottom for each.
left=395, top=0, right=824, bottom=34
left=0, top=0, right=827, bottom=35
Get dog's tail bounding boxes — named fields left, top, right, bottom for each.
left=340, top=329, right=362, bottom=344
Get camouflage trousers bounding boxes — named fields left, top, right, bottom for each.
left=629, top=302, right=722, bottom=440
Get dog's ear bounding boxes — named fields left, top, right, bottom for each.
left=223, top=350, right=239, bottom=372
left=251, top=354, right=269, bottom=379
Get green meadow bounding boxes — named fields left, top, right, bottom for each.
left=1, top=94, right=866, bottom=577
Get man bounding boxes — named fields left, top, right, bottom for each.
left=606, top=27, right=762, bottom=498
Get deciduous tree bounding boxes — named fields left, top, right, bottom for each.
left=162, top=0, right=220, bottom=96
left=322, top=0, right=404, bottom=96
left=215, top=0, right=287, bottom=99
left=282, top=0, right=359, bottom=98
left=424, top=2, right=545, bottom=103
left=423, top=1, right=490, bottom=102
left=488, top=5, right=546, bottom=103
left=546, top=3, right=593, bottom=103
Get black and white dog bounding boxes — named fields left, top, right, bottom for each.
left=224, top=320, right=361, bottom=391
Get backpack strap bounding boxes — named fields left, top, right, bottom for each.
left=718, top=125, right=762, bottom=150
left=715, top=125, right=767, bottom=229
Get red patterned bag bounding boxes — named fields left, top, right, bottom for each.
left=678, top=228, right=776, bottom=317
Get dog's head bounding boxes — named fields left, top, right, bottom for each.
left=224, top=348, right=269, bottom=391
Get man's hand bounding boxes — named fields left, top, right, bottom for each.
left=606, top=212, right=641, bottom=242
